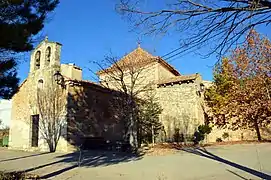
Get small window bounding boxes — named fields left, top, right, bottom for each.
left=38, top=79, right=44, bottom=89
left=45, top=47, right=51, bottom=66
left=35, top=51, right=41, bottom=69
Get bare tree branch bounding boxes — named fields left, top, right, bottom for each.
left=29, top=79, right=66, bottom=152
left=117, top=0, right=271, bottom=57
left=92, top=52, right=159, bottom=148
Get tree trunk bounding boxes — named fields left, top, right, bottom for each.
left=254, top=119, right=262, bottom=141
left=127, top=112, right=138, bottom=150
left=151, top=125, right=155, bottom=147
left=48, top=139, right=56, bottom=152
left=137, top=123, right=142, bottom=147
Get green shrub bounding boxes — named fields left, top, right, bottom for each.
left=193, top=131, right=204, bottom=144
left=222, top=132, right=229, bottom=140
left=186, top=135, right=194, bottom=142
left=198, top=124, right=212, bottom=135
left=216, top=138, right=223, bottom=142
left=193, top=124, right=212, bottom=144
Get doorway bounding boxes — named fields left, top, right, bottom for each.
left=31, top=115, right=39, bottom=147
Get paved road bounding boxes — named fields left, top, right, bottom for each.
left=0, top=143, right=270, bottom=180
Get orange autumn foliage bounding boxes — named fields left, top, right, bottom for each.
left=205, top=30, right=271, bottom=141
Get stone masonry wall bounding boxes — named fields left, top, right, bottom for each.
left=10, top=38, right=68, bottom=152
left=66, top=83, right=125, bottom=152
left=10, top=79, right=31, bottom=150
left=156, top=79, right=204, bottom=142
left=99, top=62, right=158, bottom=93
left=157, top=63, right=176, bottom=81
left=206, top=126, right=271, bottom=143
left=10, top=67, right=69, bottom=152
left=100, top=62, right=178, bottom=97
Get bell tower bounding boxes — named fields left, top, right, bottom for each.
left=30, top=36, right=62, bottom=73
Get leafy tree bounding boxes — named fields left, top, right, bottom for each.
left=137, top=94, right=163, bottom=145
left=0, top=0, right=59, bottom=99
left=0, top=59, right=19, bottom=99
left=117, top=0, right=271, bottom=56
left=205, top=30, right=271, bottom=141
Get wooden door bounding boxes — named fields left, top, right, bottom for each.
left=31, top=115, right=39, bottom=147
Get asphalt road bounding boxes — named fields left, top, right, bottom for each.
left=0, top=143, right=270, bottom=180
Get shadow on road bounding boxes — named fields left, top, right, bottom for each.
left=181, top=147, right=271, bottom=180
left=227, top=169, right=250, bottom=180
left=0, top=152, right=51, bottom=162
left=20, top=150, right=143, bottom=179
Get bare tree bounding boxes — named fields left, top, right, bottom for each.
left=96, top=53, right=158, bottom=149
left=117, top=0, right=271, bottom=57
left=29, top=79, right=66, bottom=152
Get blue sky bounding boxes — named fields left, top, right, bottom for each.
left=17, top=1, right=271, bottom=83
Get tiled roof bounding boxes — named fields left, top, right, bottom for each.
left=97, top=46, right=180, bottom=76
left=113, top=46, right=155, bottom=67
left=157, top=73, right=199, bottom=86
left=69, top=79, right=101, bottom=87
left=68, top=79, right=127, bottom=95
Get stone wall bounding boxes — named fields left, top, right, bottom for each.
left=206, top=125, right=271, bottom=143
left=9, top=78, right=31, bottom=150
left=99, top=62, right=178, bottom=97
left=66, top=82, right=125, bottom=151
left=30, top=40, right=61, bottom=73
left=9, top=38, right=69, bottom=152
left=99, top=62, right=158, bottom=92
left=61, top=64, right=82, bottom=80
left=9, top=67, right=69, bottom=152
left=156, top=77, right=204, bottom=142
left=157, top=63, right=176, bottom=81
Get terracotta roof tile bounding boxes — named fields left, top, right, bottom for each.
left=116, top=46, right=155, bottom=66
left=97, top=46, right=180, bottom=76
left=157, top=73, right=199, bottom=86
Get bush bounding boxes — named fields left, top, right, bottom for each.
left=186, top=135, right=194, bottom=142
left=173, top=128, right=185, bottom=143
left=193, top=131, right=204, bottom=144
left=193, top=124, right=212, bottom=144
left=198, top=124, right=212, bottom=135
left=222, top=132, right=229, bottom=140
left=216, top=138, right=223, bottom=142
left=173, top=128, right=180, bottom=143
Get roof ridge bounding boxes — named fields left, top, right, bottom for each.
left=97, top=46, right=156, bottom=75
left=158, top=73, right=200, bottom=86
left=120, top=46, right=154, bottom=61
left=97, top=46, right=181, bottom=77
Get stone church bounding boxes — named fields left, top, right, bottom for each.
left=9, top=38, right=262, bottom=152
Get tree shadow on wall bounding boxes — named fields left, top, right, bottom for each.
left=65, top=82, right=126, bottom=150
left=181, top=147, right=271, bottom=179
left=23, top=81, right=143, bottom=178
left=163, top=113, right=193, bottom=143
left=21, top=150, right=143, bottom=179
